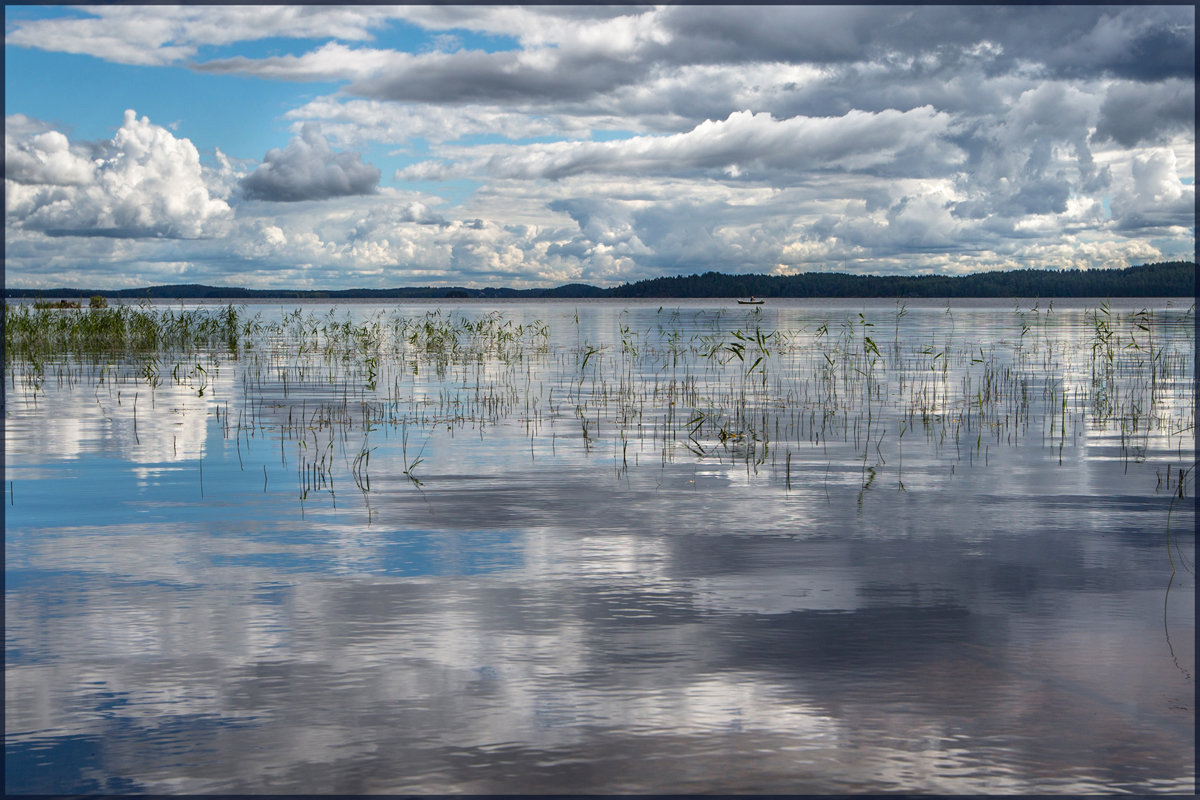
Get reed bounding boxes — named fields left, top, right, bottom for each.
left=5, top=300, right=1193, bottom=513
left=5, top=301, right=246, bottom=362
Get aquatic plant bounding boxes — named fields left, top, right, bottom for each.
left=4, top=300, right=1193, bottom=517
left=4, top=302, right=246, bottom=362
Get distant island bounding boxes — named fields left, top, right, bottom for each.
left=5, top=261, right=1195, bottom=301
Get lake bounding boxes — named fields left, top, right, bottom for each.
left=4, top=296, right=1195, bottom=793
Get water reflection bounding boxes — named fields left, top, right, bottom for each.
left=5, top=298, right=1194, bottom=793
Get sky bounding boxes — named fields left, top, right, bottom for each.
left=4, top=4, right=1196, bottom=290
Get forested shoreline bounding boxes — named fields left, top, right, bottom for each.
left=5, top=261, right=1194, bottom=301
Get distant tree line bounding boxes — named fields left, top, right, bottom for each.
left=5, top=261, right=1194, bottom=301
left=605, top=261, right=1196, bottom=299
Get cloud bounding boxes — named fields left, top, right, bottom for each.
left=195, top=8, right=667, bottom=106
left=655, top=5, right=892, bottom=67
left=283, top=97, right=587, bottom=147
left=350, top=201, right=449, bottom=243
left=4, top=6, right=403, bottom=67
left=5, top=110, right=232, bottom=238
left=195, top=36, right=648, bottom=108
left=1041, top=6, right=1195, bottom=82
left=399, top=107, right=958, bottom=182
left=653, top=6, right=1196, bottom=82
left=241, top=124, right=381, bottom=202
left=346, top=47, right=643, bottom=105
left=946, top=82, right=1111, bottom=223
left=196, top=42, right=403, bottom=83
left=540, top=180, right=977, bottom=279
left=13, top=5, right=1195, bottom=96
left=5, top=125, right=95, bottom=187
left=1094, top=79, right=1195, bottom=148
left=1108, top=148, right=1196, bottom=232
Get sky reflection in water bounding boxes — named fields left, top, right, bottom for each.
left=5, top=298, right=1195, bottom=793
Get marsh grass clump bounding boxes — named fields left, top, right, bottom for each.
left=4, top=302, right=246, bottom=363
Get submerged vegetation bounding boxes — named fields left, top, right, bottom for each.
left=5, top=298, right=1195, bottom=513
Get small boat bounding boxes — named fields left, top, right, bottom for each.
left=737, top=297, right=764, bottom=305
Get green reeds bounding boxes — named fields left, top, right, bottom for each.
left=4, top=302, right=246, bottom=362
left=6, top=300, right=1192, bottom=510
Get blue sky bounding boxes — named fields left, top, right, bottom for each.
left=4, top=5, right=1195, bottom=290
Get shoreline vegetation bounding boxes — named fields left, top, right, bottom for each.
left=3, top=261, right=1194, bottom=301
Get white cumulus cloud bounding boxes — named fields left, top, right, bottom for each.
left=5, top=110, right=232, bottom=238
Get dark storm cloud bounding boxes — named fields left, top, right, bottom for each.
left=652, top=5, right=890, bottom=66
left=1038, top=6, right=1195, bottom=82
left=1010, top=179, right=1072, bottom=217
left=346, top=48, right=644, bottom=105
left=1094, top=79, right=1195, bottom=148
left=241, top=124, right=380, bottom=202
left=921, top=5, right=1191, bottom=82
left=654, top=5, right=1194, bottom=82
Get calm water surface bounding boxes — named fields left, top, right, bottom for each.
left=5, top=297, right=1195, bottom=793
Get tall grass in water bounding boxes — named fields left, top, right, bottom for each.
left=5, top=300, right=1193, bottom=508
left=5, top=302, right=247, bottom=362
